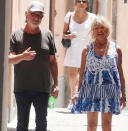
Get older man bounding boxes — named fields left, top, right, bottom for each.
left=8, top=1, right=58, bottom=131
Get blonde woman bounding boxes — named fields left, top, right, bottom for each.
left=75, top=16, right=126, bottom=131
left=62, top=0, right=96, bottom=106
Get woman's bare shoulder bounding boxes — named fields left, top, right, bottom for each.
left=82, top=47, right=89, bottom=55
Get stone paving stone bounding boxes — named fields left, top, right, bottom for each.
left=7, top=107, right=128, bottom=131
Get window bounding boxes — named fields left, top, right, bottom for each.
left=124, top=0, right=127, bottom=3
left=87, top=0, right=94, bottom=13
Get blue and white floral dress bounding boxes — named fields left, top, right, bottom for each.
left=75, top=42, right=121, bottom=115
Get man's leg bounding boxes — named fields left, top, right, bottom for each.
left=15, top=92, right=32, bottom=131
left=33, top=92, right=49, bottom=131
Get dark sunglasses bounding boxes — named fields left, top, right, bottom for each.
left=77, top=0, right=87, bottom=3
left=30, top=12, right=43, bottom=19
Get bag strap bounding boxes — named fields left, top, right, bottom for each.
left=62, top=13, right=72, bottom=37
left=69, top=14, right=71, bottom=25
left=68, top=14, right=72, bottom=31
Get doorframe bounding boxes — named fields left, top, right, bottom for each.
left=0, top=0, right=11, bottom=130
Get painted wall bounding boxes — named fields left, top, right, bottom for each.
left=117, top=1, right=128, bottom=83
left=12, top=0, right=50, bottom=31
left=54, top=0, right=74, bottom=77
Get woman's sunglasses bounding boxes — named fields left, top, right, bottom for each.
left=77, top=0, right=87, bottom=3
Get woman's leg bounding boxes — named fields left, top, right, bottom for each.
left=68, top=67, right=79, bottom=99
left=87, top=112, right=98, bottom=131
left=101, top=113, right=112, bottom=131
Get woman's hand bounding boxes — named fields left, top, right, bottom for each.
left=72, top=93, right=78, bottom=106
left=65, top=34, right=77, bottom=39
left=121, top=95, right=126, bottom=110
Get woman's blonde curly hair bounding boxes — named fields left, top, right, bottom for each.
left=90, top=16, right=112, bottom=41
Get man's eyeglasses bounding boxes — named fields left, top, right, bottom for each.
left=77, top=0, right=87, bottom=4
left=30, top=12, right=43, bottom=19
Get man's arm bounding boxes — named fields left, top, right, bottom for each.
left=49, top=55, right=58, bottom=98
left=8, top=47, right=36, bottom=64
left=50, top=55, right=58, bottom=87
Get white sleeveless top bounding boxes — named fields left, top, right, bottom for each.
left=64, top=12, right=96, bottom=68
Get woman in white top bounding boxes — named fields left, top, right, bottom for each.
left=62, top=0, right=96, bottom=105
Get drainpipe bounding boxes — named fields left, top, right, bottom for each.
left=112, top=0, right=118, bottom=42
left=49, top=0, right=52, bottom=31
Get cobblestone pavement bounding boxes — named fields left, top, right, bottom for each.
left=8, top=107, right=128, bottom=131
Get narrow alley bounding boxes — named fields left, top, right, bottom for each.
left=0, top=1, right=128, bottom=131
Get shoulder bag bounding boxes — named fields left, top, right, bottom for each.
left=61, top=15, right=71, bottom=48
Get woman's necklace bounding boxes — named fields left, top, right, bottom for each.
left=99, top=48, right=104, bottom=52
left=95, top=41, right=108, bottom=53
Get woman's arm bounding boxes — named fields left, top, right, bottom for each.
left=78, top=48, right=88, bottom=91
left=62, top=22, right=76, bottom=39
left=117, top=46, right=126, bottom=109
left=62, top=12, right=76, bottom=39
